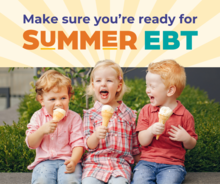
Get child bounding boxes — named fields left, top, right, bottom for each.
left=25, top=70, right=84, bottom=184
left=82, top=60, right=141, bottom=184
left=131, top=60, right=198, bottom=184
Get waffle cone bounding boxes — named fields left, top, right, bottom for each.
left=156, top=114, right=171, bottom=140
left=102, top=110, right=113, bottom=127
left=53, top=111, right=65, bottom=122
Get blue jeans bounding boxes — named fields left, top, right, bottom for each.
left=32, top=160, right=82, bottom=184
left=131, top=160, right=186, bottom=184
left=82, top=176, right=129, bottom=184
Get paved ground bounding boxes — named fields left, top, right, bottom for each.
left=0, top=172, right=220, bottom=184
left=0, top=103, right=19, bottom=126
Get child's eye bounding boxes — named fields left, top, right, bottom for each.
left=107, top=80, right=112, bottom=82
left=62, top=97, right=66, bottom=100
left=50, top=98, right=55, bottom=101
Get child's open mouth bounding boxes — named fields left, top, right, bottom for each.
left=150, top=96, right=154, bottom=103
left=100, top=90, right=109, bottom=99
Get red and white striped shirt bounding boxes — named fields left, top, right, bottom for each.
left=82, top=101, right=141, bottom=183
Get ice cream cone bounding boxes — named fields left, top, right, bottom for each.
left=53, top=108, right=66, bottom=122
left=102, top=110, right=114, bottom=127
left=101, top=105, right=114, bottom=127
left=156, top=106, right=173, bottom=140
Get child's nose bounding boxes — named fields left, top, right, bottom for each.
left=101, top=80, right=106, bottom=86
left=146, top=87, right=150, bottom=93
left=55, top=99, right=62, bottom=106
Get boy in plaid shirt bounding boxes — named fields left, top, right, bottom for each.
left=82, top=60, right=141, bottom=184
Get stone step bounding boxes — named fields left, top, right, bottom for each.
left=0, top=172, right=220, bottom=184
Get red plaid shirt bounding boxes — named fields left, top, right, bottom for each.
left=82, top=101, right=141, bottom=182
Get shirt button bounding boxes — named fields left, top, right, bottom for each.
left=108, top=157, right=110, bottom=160
left=114, top=116, right=117, bottom=119
left=115, top=134, right=117, bottom=136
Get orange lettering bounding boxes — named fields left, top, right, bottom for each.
left=103, top=31, right=117, bottom=47
left=80, top=31, right=100, bottom=49
left=41, top=31, right=55, bottom=47
left=120, top=31, right=137, bottom=50
left=58, top=31, right=78, bottom=49
left=23, top=30, right=39, bottom=50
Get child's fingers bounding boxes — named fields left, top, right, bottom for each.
left=157, top=126, right=165, bottom=130
left=100, top=126, right=108, bottom=130
left=169, top=128, right=177, bottom=134
left=169, top=136, right=176, bottom=141
left=99, top=135, right=106, bottom=139
left=99, top=129, right=107, bottom=133
left=65, top=169, right=74, bottom=174
left=170, top=125, right=179, bottom=130
left=66, top=164, right=72, bottom=169
left=158, top=124, right=165, bottom=128
left=64, top=160, right=70, bottom=165
left=178, top=125, right=184, bottom=129
left=168, top=131, right=176, bottom=137
left=65, top=165, right=75, bottom=173
left=51, top=123, right=57, bottom=128
left=99, top=130, right=108, bottom=135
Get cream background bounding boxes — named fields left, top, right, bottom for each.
left=0, top=0, right=219, bottom=67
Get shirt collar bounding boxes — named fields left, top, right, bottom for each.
left=150, top=100, right=184, bottom=116
left=42, top=106, right=69, bottom=117
left=94, top=100, right=126, bottom=113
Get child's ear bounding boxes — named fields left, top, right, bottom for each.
left=37, top=95, right=45, bottom=106
left=116, top=83, right=122, bottom=92
left=167, top=86, right=176, bottom=97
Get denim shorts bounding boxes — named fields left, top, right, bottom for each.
left=31, top=159, right=82, bottom=184
left=131, top=160, right=186, bottom=184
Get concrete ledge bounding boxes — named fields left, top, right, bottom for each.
left=0, top=173, right=31, bottom=184
left=183, top=172, right=220, bottom=184
left=0, top=172, right=220, bottom=184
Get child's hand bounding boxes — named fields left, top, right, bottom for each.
left=168, top=125, right=190, bottom=142
left=95, top=126, right=108, bottom=139
left=150, top=122, right=165, bottom=135
left=42, top=120, right=57, bottom=135
left=64, top=159, right=76, bottom=173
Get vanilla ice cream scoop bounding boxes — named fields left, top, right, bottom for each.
left=156, top=106, right=173, bottom=140
left=101, top=105, right=114, bottom=127
left=159, top=106, right=173, bottom=117
left=53, top=108, right=66, bottom=122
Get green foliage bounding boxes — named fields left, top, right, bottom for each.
left=18, top=94, right=41, bottom=126
left=0, top=122, right=35, bottom=172
left=123, top=78, right=150, bottom=118
left=179, top=86, right=220, bottom=171
left=0, top=78, right=220, bottom=172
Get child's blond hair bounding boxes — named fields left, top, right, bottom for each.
left=148, top=60, right=186, bottom=97
left=87, top=60, right=128, bottom=101
left=35, top=70, right=73, bottom=100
